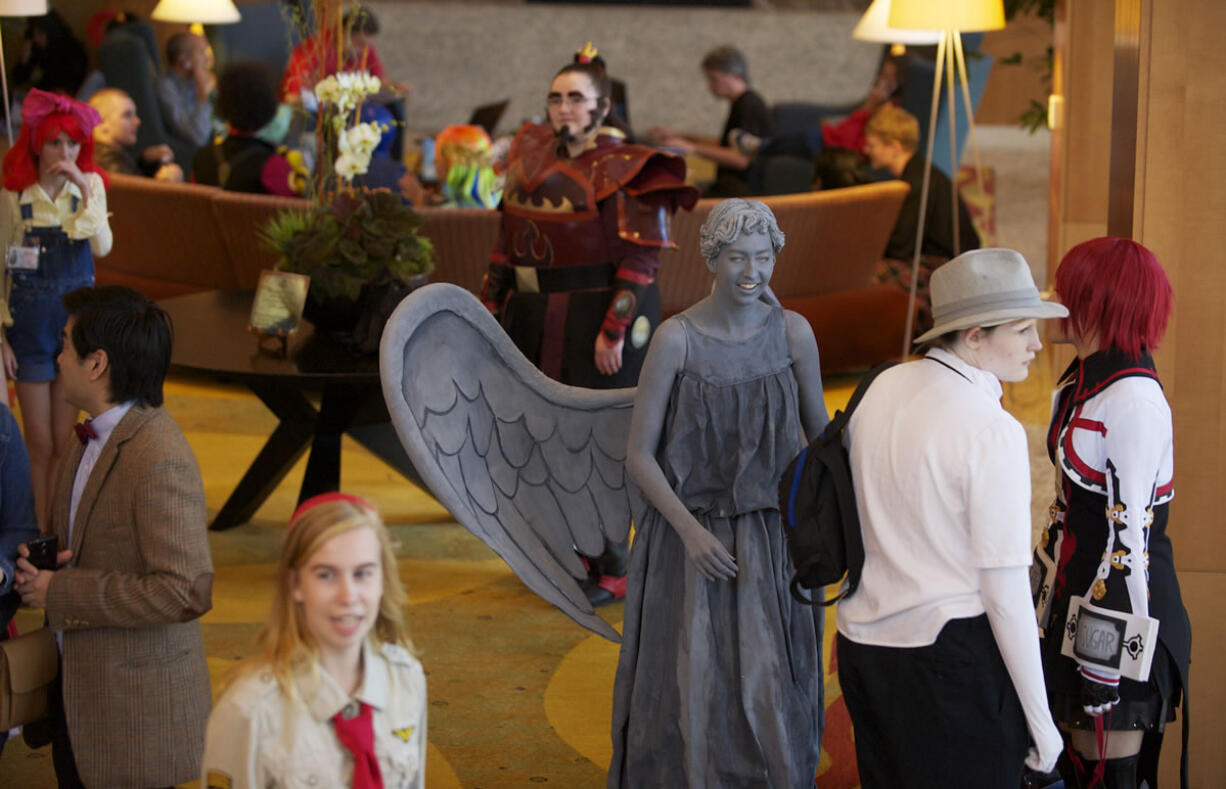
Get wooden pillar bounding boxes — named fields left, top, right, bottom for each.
left=1057, top=0, right=1226, bottom=782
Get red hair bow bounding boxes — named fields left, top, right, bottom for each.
left=21, top=88, right=102, bottom=137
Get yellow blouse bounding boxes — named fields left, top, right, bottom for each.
left=0, top=172, right=112, bottom=327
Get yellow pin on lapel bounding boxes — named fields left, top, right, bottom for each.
left=205, top=770, right=233, bottom=789
left=393, top=725, right=415, bottom=742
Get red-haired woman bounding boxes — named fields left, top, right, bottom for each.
left=0, top=89, right=111, bottom=527
left=1034, top=237, right=1190, bottom=788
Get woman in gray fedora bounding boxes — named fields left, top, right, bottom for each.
left=835, top=248, right=1065, bottom=787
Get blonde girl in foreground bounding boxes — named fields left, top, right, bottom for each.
left=201, top=493, right=425, bottom=789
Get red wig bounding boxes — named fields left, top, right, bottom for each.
left=2, top=111, right=108, bottom=194
left=1055, top=237, right=1172, bottom=360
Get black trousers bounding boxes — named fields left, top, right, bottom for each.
left=838, top=615, right=1029, bottom=789
left=49, top=668, right=85, bottom=789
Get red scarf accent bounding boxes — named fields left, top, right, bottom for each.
left=332, top=702, right=384, bottom=789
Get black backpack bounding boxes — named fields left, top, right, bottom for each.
left=778, top=362, right=896, bottom=606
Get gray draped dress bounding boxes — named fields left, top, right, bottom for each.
left=609, top=307, right=824, bottom=788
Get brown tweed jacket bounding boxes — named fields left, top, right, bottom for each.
left=44, top=404, right=214, bottom=788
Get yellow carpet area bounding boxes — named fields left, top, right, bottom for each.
left=1, top=359, right=1057, bottom=788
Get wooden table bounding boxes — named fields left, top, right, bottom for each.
left=161, top=290, right=421, bottom=530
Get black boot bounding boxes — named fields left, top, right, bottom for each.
left=1059, top=749, right=1140, bottom=789
left=583, top=537, right=629, bottom=607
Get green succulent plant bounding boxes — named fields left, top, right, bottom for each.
left=262, top=189, right=434, bottom=303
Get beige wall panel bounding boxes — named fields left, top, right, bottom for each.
left=1130, top=0, right=1226, bottom=784
left=1156, top=570, right=1226, bottom=784
left=1060, top=1, right=1114, bottom=226
left=1140, top=0, right=1226, bottom=574
left=976, top=11, right=1053, bottom=126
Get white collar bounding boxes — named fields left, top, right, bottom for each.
left=925, top=347, right=1004, bottom=400
left=21, top=179, right=84, bottom=206
left=303, top=640, right=391, bottom=722
left=87, top=401, right=136, bottom=447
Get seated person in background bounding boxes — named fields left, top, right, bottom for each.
left=865, top=104, right=979, bottom=334
left=646, top=45, right=771, bottom=198
left=732, top=56, right=902, bottom=162
left=201, top=493, right=426, bottom=788
left=89, top=88, right=183, bottom=181
left=12, top=10, right=88, bottom=99
left=813, top=145, right=868, bottom=190
left=434, top=123, right=501, bottom=209
left=282, top=5, right=411, bottom=160
left=156, top=32, right=214, bottom=151
left=192, top=61, right=285, bottom=193
left=352, top=103, right=410, bottom=196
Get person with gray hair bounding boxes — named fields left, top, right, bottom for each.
left=646, top=46, right=772, bottom=197
left=608, top=198, right=826, bottom=787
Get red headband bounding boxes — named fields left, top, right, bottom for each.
left=289, top=492, right=378, bottom=526
left=22, top=88, right=101, bottom=138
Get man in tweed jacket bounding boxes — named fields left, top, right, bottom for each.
left=15, top=285, right=213, bottom=788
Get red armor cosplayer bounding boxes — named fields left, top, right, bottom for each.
left=482, top=64, right=697, bottom=389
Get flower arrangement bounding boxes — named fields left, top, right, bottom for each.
left=263, top=1, right=432, bottom=313
left=259, top=1, right=431, bottom=318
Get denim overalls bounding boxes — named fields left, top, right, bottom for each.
left=6, top=196, right=94, bottom=382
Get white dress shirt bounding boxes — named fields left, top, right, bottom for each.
left=837, top=347, right=1035, bottom=647
left=69, top=400, right=134, bottom=542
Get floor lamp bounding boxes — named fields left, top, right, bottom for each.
left=0, top=0, right=48, bottom=146
left=887, top=0, right=1005, bottom=357
left=151, top=0, right=242, bottom=30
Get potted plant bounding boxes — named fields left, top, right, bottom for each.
left=261, top=5, right=431, bottom=340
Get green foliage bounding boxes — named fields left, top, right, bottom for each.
left=1004, top=0, right=1057, bottom=24
left=1001, top=0, right=1058, bottom=133
left=262, top=190, right=434, bottom=304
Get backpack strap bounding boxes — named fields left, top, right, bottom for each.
left=831, top=360, right=899, bottom=432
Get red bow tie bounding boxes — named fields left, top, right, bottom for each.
left=74, top=419, right=97, bottom=445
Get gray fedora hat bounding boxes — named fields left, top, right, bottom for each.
left=914, top=248, right=1068, bottom=344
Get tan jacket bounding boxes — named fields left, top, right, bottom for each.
left=45, top=404, right=214, bottom=788
left=202, top=641, right=427, bottom=789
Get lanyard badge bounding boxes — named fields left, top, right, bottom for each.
left=5, top=242, right=39, bottom=271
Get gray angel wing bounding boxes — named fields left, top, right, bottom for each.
left=380, top=283, right=643, bottom=641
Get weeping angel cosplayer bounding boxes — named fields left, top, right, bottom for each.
left=380, top=199, right=828, bottom=787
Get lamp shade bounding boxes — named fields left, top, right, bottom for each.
left=889, top=0, right=1005, bottom=32
left=151, top=0, right=241, bottom=24
left=853, top=0, right=942, bottom=45
left=0, top=0, right=47, bottom=16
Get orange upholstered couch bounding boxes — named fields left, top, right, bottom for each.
left=99, top=175, right=501, bottom=299
left=99, top=176, right=908, bottom=372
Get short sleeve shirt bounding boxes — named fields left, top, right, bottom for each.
left=836, top=348, right=1034, bottom=647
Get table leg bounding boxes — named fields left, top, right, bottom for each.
left=346, top=388, right=427, bottom=490
left=298, top=381, right=365, bottom=505
left=210, top=379, right=317, bottom=530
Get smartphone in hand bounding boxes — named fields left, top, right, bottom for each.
left=25, top=535, right=58, bottom=571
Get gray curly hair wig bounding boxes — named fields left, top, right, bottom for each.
left=698, top=198, right=786, bottom=262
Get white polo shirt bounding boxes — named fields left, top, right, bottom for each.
left=836, top=347, right=1034, bottom=647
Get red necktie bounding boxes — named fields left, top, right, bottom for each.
left=332, top=701, right=384, bottom=789
left=74, top=418, right=97, bottom=446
